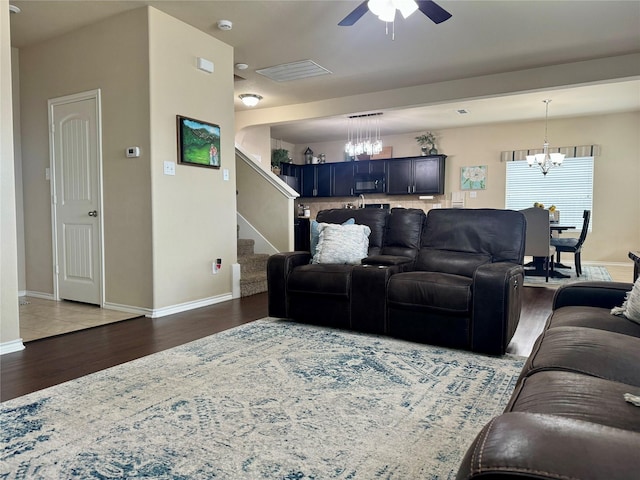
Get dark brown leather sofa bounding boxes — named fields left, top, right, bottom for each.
left=457, top=281, right=640, bottom=480
left=267, top=207, right=526, bottom=355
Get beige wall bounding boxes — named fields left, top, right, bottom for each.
left=294, top=112, right=640, bottom=264
left=148, top=8, right=236, bottom=308
left=1, top=0, right=21, bottom=347
left=236, top=155, right=294, bottom=252
left=236, top=125, right=272, bottom=173
left=18, top=8, right=153, bottom=307
left=12, top=47, right=25, bottom=293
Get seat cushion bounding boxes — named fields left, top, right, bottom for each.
left=287, top=264, right=353, bottom=296
left=507, top=370, right=640, bottom=432
left=548, top=306, right=640, bottom=338
left=522, top=326, right=640, bottom=387
left=387, top=271, right=472, bottom=314
left=550, top=237, right=579, bottom=251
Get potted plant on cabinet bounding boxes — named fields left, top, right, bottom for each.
left=271, top=148, right=289, bottom=175
left=415, top=132, right=437, bottom=155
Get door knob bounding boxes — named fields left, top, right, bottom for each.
left=88, top=210, right=98, bottom=217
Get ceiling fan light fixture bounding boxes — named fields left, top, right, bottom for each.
left=369, top=0, right=395, bottom=22
left=239, top=93, right=262, bottom=107
left=394, top=0, right=419, bottom=19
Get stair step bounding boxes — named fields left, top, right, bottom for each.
left=237, top=238, right=255, bottom=257
left=238, top=253, right=269, bottom=275
left=240, top=272, right=268, bottom=297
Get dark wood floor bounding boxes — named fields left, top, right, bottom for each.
left=0, top=287, right=555, bottom=402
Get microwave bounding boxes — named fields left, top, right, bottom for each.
left=354, top=173, right=386, bottom=194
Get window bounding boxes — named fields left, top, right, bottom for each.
left=505, top=157, right=593, bottom=230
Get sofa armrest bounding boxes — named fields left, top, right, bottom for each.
left=553, top=281, right=633, bottom=310
left=362, top=254, right=414, bottom=271
left=457, top=412, right=640, bottom=480
left=267, top=252, right=311, bottom=318
left=471, top=262, right=524, bottom=355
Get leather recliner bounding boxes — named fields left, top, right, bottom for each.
left=385, top=209, right=526, bottom=355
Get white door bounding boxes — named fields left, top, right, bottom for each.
left=49, top=90, right=103, bottom=305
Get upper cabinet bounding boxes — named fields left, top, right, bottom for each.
left=386, top=156, right=446, bottom=195
left=283, top=155, right=446, bottom=198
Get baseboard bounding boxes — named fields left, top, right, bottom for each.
left=0, top=339, right=25, bottom=355
left=102, top=302, right=152, bottom=318
left=23, top=290, right=55, bottom=301
left=149, top=293, right=233, bottom=318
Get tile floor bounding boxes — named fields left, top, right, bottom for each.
left=19, top=297, right=140, bottom=342
left=18, top=265, right=634, bottom=343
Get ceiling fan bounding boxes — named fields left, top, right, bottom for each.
left=339, top=0, right=452, bottom=26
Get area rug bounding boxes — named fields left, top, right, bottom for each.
left=524, top=265, right=612, bottom=287
left=1, top=319, right=525, bottom=479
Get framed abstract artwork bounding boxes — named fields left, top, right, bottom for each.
left=461, top=165, right=487, bottom=190
left=177, top=115, right=221, bottom=169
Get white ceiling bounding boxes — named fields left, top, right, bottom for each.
left=8, top=0, right=640, bottom=144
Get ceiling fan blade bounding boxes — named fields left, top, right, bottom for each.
left=339, top=1, right=370, bottom=26
left=417, top=0, right=452, bottom=24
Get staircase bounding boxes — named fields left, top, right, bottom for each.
left=237, top=238, right=269, bottom=297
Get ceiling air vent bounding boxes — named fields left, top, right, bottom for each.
left=256, top=60, right=332, bottom=82
left=456, top=109, right=470, bottom=115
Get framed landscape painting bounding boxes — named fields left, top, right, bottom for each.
left=177, top=115, right=221, bottom=169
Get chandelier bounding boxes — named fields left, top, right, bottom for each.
left=345, top=113, right=383, bottom=158
left=527, top=99, right=564, bottom=176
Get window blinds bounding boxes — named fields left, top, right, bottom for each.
left=505, top=157, right=594, bottom=231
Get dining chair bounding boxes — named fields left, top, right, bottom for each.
left=521, top=207, right=556, bottom=282
left=550, top=210, right=591, bottom=276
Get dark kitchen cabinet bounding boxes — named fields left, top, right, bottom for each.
left=301, top=164, right=331, bottom=197
left=386, top=155, right=445, bottom=195
left=354, top=160, right=385, bottom=174
left=331, top=162, right=355, bottom=196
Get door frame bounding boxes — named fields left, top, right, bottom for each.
left=48, top=89, right=105, bottom=305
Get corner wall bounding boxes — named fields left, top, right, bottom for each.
left=1, top=0, right=22, bottom=351
left=148, top=8, right=236, bottom=309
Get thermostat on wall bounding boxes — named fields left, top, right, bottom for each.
left=126, top=146, right=141, bottom=158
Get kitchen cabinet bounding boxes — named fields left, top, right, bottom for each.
left=331, top=162, right=355, bottom=196
left=354, top=160, right=385, bottom=174
left=301, top=164, right=331, bottom=197
left=386, top=155, right=445, bottom=195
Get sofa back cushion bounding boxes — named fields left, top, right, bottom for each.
left=417, top=249, right=492, bottom=277
left=316, top=208, right=389, bottom=255
left=380, top=208, right=426, bottom=259
left=415, top=208, right=526, bottom=275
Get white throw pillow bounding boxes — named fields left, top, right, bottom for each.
left=312, top=223, right=371, bottom=265
left=611, top=276, right=640, bottom=324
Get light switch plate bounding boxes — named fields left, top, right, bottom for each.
left=164, top=161, right=176, bottom=176
left=223, top=169, right=229, bottom=181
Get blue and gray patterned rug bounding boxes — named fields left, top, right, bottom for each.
left=524, top=264, right=612, bottom=287
left=1, top=319, right=525, bottom=479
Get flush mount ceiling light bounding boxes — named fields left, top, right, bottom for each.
left=9, top=4, right=21, bottom=13
left=239, top=94, right=262, bottom=107
left=527, top=99, right=565, bottom=176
